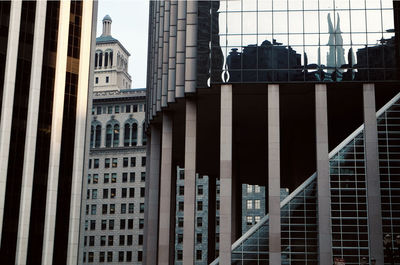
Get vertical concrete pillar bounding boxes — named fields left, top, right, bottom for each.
left=158, top=113, right=173, bottom=265
left=184, top=0, right=197, bottom=94
left=315, top=84, right=333, bottom=264
left=363, top=83, right=384, bottom=263
left=14, top=2, right=47, bottom=264
left=144, top=125, right=161, bottom=265
left=167, top=0, right=177, bottom=103
left=175, top=0, right=186, bottom=98
left=41, top=1, right=71, bottom=264
left=156, top=1, right=164, bottom=112
left=268, top=84, right=281, bottom=265
left=0, top=0, right=22, bottom=241
left=219, top=84, right=232, bottom=265
left=161, top=0, right=170, bottom=108
left=183, top=98, right=197, bottom=264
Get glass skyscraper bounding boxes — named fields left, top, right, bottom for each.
left=144, top=1, right=400, bottom=265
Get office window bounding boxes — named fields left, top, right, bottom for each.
left=118, top=251, right=124, bottom=262
left=115, top=105, right=120, bottom=113
left=85, top=205, right=89, bottom=215
left=178, top=217, right=184, bottom=227
left=255, top=199, right=261, bottom=209
left=88, top=159, right=92, bottom=169
left=93, top=174, right=98, bottom=184
left=126, top=251, right=132, bottom=262
left=246, top=216, right=253, bottom=226
left=121, top=203, right=126, bottom=214
left=139, top=219, right=144, bottom=229
left=247, top=184, right=253, bottom=193
left=84, top=236, right=87, bottom=246
left=110, top=204, right=115, bottom=214
left=108, top=235, right=113, bottom=246
left=104, top=173, right=109, bottom=183
left=101, top=219, right=107, bottom=230
left=216, top=184, right=220, bottom=195
left=197, top=233, right=202, bottom=244
left=100, top=236, right=106, bottom=246
left=109, top=219, right=114, bottom=230
left=99, top=252, right=105, bottom=263
left=141, top=156, right=146, bottom=166
left=140, top=203, right=145, bottom=213
left=140, top=187, right=145, bottom=197
left=107, top=252, right=113, bottom=262
left=103, top=189, right=109, bottom=199
left=254, top=185, right=260, bottom=193
left=178, top=201, right=184, bottom=211
left=91, top=205, right=96, bottom=215
left=85, top=220, right=88, bottom=230
left=119, top=235, right=125, bottom=245
left=87, top=174, right=91, bottom=184
left=112, top=158, right=117, bottom=167
left=128, top=203, right=134, bottom=213
left=139, top=104, right=143, bottom=112
left=126, top=105, right=131, bottom=112
left=120, top=219, right=126, bottom=229
left=106, top=76, right=109, bottom=83
left=177, top=233, right=183, bottom=243
left=129, top=188, right=135, bottom=198
left=247, top=200, right=253, bottom=209
left=127, top=235, right=133, bottom=245
left=88, top=252, right=94, bottom=263
left=197, top=185, right=203, bottom=195
left=95, top=77, right=98, bottom=84
left=179, top=186, right=184, bottom=196
left=141, top=172, right=146, bottom=182
left=102, top=204, right=107, bottom=214
left=97, top=106, right=101, bottom=115
left=138, top=251, right=143, bottom=262
left=122, top=172, right=127, bottom=182
left=110, top=188, right=116, bottom=198
left=138, top=234, right=143, bottom=245
left=197, top=217, right=202, bottom=227
left=90, top=220, right=96, bottom=230
left=86, top=190, right=90, bottom=199
left=216, top=216, right=220, bottom=226
left=130, top=157, right=136, bottom=167
left=89, top=236, right=95, bottom=246
left=105, top=158, right=110, bottom=168
left=196, top=250, right=202, bottom=260
left=121, top=188, right=127, bottom=198
left=94, top=159, right=99, bottom=168
left=92, top=189, right=97, bottom=199
left=111, top=173, right=117, bottom=183
left=133, top=104, right=138, bottom=112
left=107, top=106, right=112, bottom=114
left=128, top=219, right=133, bottom=229
left=123, top=157, right=128, bottom=167
left=130, top=172, right=135, bottom=182
left=197, top=201, right=203, bottom=211
left=177, top=250, right=183, bottom=261
left=216, top=200, right=220, bottom=210
left=255, top=215, right=261, bottom=223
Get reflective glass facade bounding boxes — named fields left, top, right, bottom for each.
left=204, top=0, right=399, bottom=84
left=210, top=93, right=400, bottom=265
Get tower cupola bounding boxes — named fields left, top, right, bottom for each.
left=102, top=15, right=112, bottom=36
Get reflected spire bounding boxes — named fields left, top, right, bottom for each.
left=326, top=13, right=345, bottom=76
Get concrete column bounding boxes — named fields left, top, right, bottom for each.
left=41, top=1, right=71, bottom=264
left=161, top=0, right=170, bottom=108
left=268, top=84, right=281, bottom=265
left=14, top=2, right=47, bottom=264
left=156, top=1, right=164, bottom=112
left=0, top=0, right=22, bottom=242
left=183, top=98, right=197, bottom=264
left=158, top=113, right=173, bottom=265
left=219, top=84, right=232, bottom=265
left=315, top=84, right=333, bottom=264
left=144, top=125, right=161, bottom=265
left=167, top=0, right=177, bottom=103
left=66, top=1, right=95, bottom=264
left=363, top=83, right=384, bottom=263
left=175, top=0, right=186, bottom=98
left=184, top=0, right=197, bottom=93
left=152, top=1, right=160, bottom=117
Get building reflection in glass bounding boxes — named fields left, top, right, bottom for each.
left=208, top=0, right=399, bottom=84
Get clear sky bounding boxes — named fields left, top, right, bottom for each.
left=97, top=0, right=149, bottom=89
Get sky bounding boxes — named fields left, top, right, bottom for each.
left=97, top=0, right=149, bottom=89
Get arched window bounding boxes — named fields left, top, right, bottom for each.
left=90, top=125, right=94, bottom=147
left=142, top=123, right=147, bottom=145
left=105, top=52, right=108, bottom=67
left=106, top=124, right=112, bottom=147
left=124, top=123, right=130, bottom=146
left=131, top=123, right=138, bottom=146
left=95, top=53, right=98, bottom=68
left=110, top=51, right=113, bottom=66
left=99, top=52, right=103, bottom=67
left=95, top=125, right=101, bottom=147
left=113, top=124, right=120, bottom=147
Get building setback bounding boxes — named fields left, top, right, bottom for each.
left=0, top=1, right=96, bottom=265
left=78, top=15, right=147, bottom=265
left=144, top=1, right=400, bottom=265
